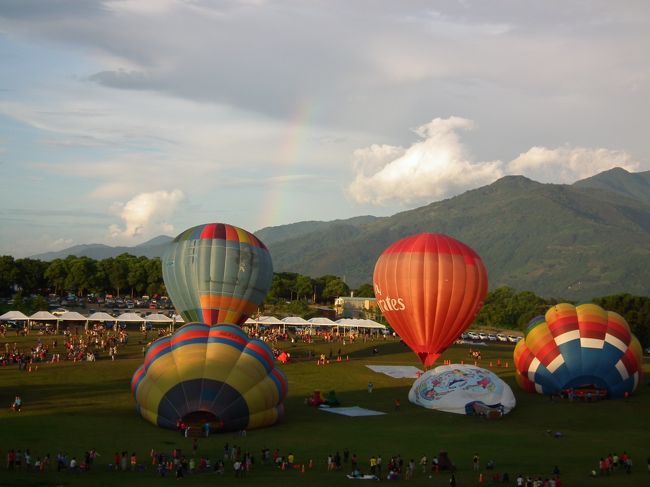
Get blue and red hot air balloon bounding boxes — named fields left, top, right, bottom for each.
left=514, top=303, right=643, bottom=398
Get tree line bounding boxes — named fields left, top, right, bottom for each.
left=0, top=255, right=647, bottom=345
left=0, top=256, right=371, bottom=305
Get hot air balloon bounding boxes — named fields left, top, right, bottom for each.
left=132, top=323, right=287, bottom=431
left=514, top=303, right=643, bottom=398
left=409, top=364, right=516, bottom=416
left=373, top=233, right=488, bottom=367
left=162, top=223, right=272, bottom=325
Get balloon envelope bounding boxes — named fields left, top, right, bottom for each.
left=373, top=233, right=488, bottom=366
left=514, top=303, right=643, bottom=398
left=131, top=323, right=287, bottom=431
left=409, top=364, right=516, bottom=415
left=162, top=223, right=272, bottom=325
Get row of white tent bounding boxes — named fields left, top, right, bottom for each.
left=244, top=315, right=387, bottom=332
left=0, top=310, right=386, bottom=333
left=0, top=310, right=184, bottom=326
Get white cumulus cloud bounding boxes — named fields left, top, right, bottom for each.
left=109, top=189, right=184, bottom=241
left=348, top=117, right=644, bottom=207
left=347, top=117, right=503, bottom=205
left=507, top=146, right=640, bottom=183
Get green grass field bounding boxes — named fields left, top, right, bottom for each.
left=1, top=329, right=649, bottom=486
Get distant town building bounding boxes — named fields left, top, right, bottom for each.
left=334, top=295, right=378, bottom=318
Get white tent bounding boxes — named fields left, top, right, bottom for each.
left=173, top=314, right=184, bottom=323
left=281, top=316, right=311, bottom=325
left=29, top=310, right=61, bottom=332
left=29, top=310, right=58, bottom=322
left=116, top=312, right=145, bottom=322
left=87, top=312, right=117, bottom=322
left=145, top=313, right=173, bottom=323
left=0, top=310, right=29, bottom=321
left=308, top=317, right=336, bottom=326
left=257, top=316, right=284, bottom=325
left=57, top=311, right=88, bottom=321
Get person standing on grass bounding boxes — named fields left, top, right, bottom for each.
left=473, top=453, right=480, bottom=471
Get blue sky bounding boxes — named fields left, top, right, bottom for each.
left=1, top=0, right=648, bottom=257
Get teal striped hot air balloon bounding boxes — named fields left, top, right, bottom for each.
left=162, top=223, right=273, bottom=325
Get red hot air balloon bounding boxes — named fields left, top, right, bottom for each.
left=373, top=233, right=488, bottom=367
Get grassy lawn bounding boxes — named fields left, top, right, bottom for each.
left=1, top=329, right=649, bottom=486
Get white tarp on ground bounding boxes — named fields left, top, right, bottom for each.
left=366, top=365, right=423, bottom=379
left=319, top=406, right=386, bottom=417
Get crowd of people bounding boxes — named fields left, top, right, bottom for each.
left=0, top=326, right=128, bottom=367
left=594, top=451, right=634, bottom=476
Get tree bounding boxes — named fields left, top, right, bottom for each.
left=128, top=256, right=149, bottom=297
left=353, top=283, right=375, bottom=298
left=145, top=258, right=164, bottom=296
left=15, top=258, right=48, bottom=295
left=294, top=275, right=314, bottom=301
left=44, top=259, right=69, bottom=296
left=0, top=256, right=17, bottom=296
left=65, top=257, right=97, bottom=296
left=102, top=255, right=131, bottom=296
left=321, top=276, right=350, bottom=304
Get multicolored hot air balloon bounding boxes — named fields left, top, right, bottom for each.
left=514, top=303, right=643, bottom=398
left=132, top=323, right=287, bottom=431
left=373, top=233, right=488, bottom=367
left=162, top=223, right=272, bottom=325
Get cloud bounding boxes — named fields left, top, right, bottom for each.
left=347, top=117, right=503, bottom=205
left=109, top=189, right=184, bottom=241
left=348, top=116, right=644, bottom=206
left=507, top=146, right=640, bottom=183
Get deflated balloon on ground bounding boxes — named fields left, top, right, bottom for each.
left=409, top=364, right=516, bottom=416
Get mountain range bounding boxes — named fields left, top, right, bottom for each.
left=31, top=167, right=650, bottom=300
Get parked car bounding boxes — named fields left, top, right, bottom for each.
left=478, top=333, right=488, bottom=340
left=507, top=335, right=519, bottom=343
left=467, top=332, right=479, bottom=340
left=496, top=334, right=508, bottom=342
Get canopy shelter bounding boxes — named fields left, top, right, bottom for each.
left=145, top=313, right=175, bottom=331
left=336, top=318, right=387, bottom=333
left=87, top=312, right=117, bottom=330
left=308, top=317, right=336, bottom=326
left=29, top=310, right=60, bottom=333
left=87, top=312, right=117, bottom=322
left=144, top=313, right=174, bottom=323
left=281, top=316, right=310, bottom=326
left=116, top=312, right=146, bottom=322
left=0, top=310, right=29, bottom=321
left=244, top=315, right=286, bottom=332
left=282, top=316, right=311, bottom=333
left=57, top=310, right=89, bottom=331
